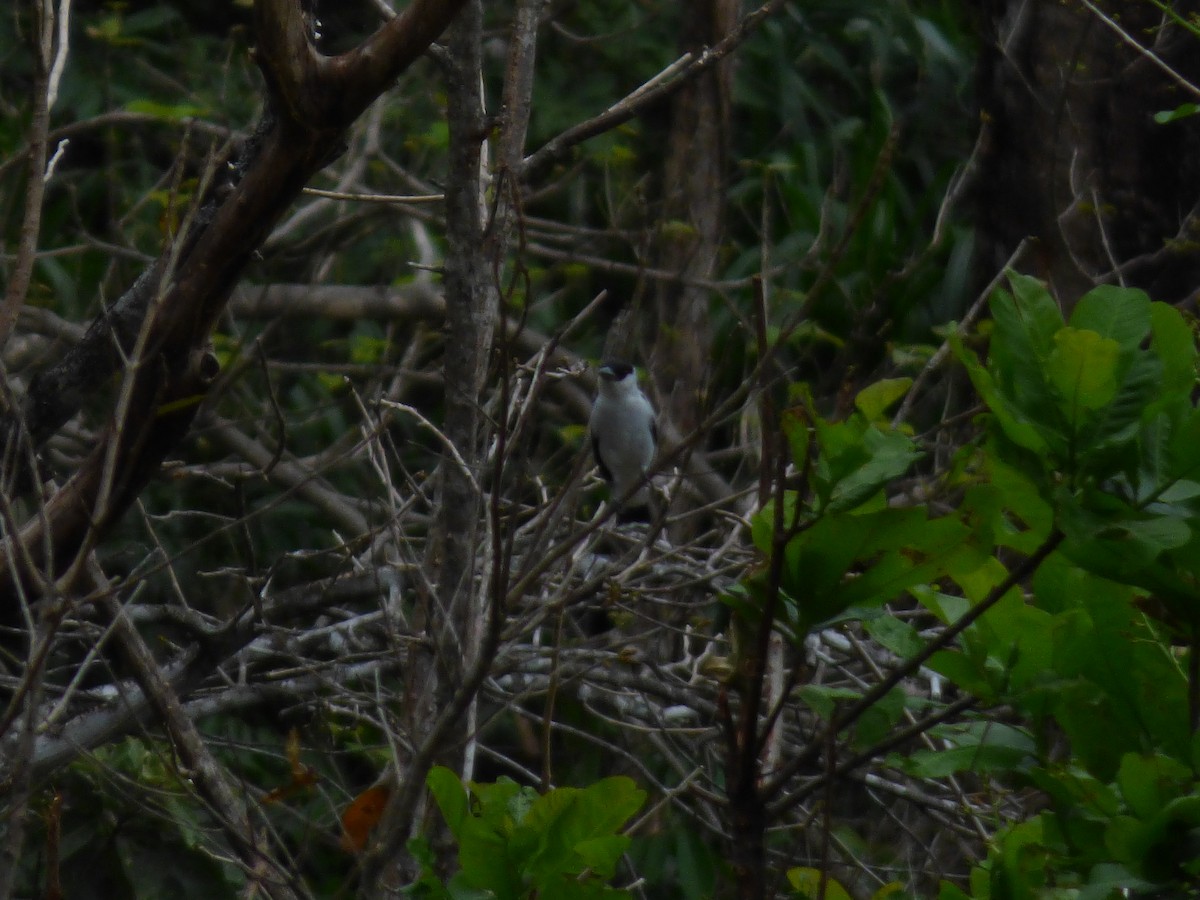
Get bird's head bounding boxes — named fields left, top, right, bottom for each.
left=598, top=360, right=637, bottom=387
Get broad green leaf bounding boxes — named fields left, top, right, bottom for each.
left=469, top=777, right=523, bottom=834
left=924, top=649, right=996, bottom=700
left=749, top=494, right=805, bottom=555
left=445, top=874, right=493, bottom=900
left=1061, top=503, right=1192, bottom=578
left=797, top=684, right=862, bottom=720
left=994, top=817, right=1053, bottom=895
left=1045, top=327, right=1120, bottom=414
left=865, top=614, right=924, bottom=658
left=1000, top=271, right=1064, bottom=358
left=811, top=414, right=888, bottom=506
left=1105, top=797, right=1200, bottom=882
left=573, top=835, right=631, bottom=875
left=854, top=377, right=913, bottom=422
left=1116, top=753, right=1193, bottom=820
left=972, top=590, right=1054, bottom=692
left=959, top=454, right=1054, bottom=552
left=787, top=867, right=853, bottom=900
left=428, top=766, right=469, bottom=835
left=833, top=516, right=977, bottom=610
left=522, top=777, right=643, bottom=884
left=990, top=275, right=1063, bottom=415
left=823, top=425, right=923, bottom=512
left=1026, top=766, right=1122, bottom=818
left=1149, top=302, right=1197, bottom=398
left=559, top=777, right=645, bottom=845
left=777, top=507, right=975, bottom=633
left=458, top=831, right=518, bottom=898
left=1048, top=602, right=1191, bottom=775
left=1154, top=102, right=1200, bottom=123
left=911, top=585, right=970, bottom=623
left=1167, top=406, right=1200, bottom=483
left=952, top=332, right=1054, bottom=456
left=899, top=740, right=1032, bottom=778
left=1080, top=864, right=1158, bottom=900
left=936, top=884, right=973, bottom=900
left=1077, top=351, right=1163, bottom=461
left=1070, top=285, right=1151, bottom=355
left=853, top=686, right=907, bottom=748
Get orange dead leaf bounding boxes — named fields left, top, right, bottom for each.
left=263, top=728, right=319, bottom=804
left=340, top=784, right=392, bottom=853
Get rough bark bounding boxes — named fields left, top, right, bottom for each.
left=0, top=0, right=471, bottom=608
left=976, top=0, right=1200, bottom=306
left=649, top=0, right=738, bottom=436
left=358, top=0, right=547, bottom=891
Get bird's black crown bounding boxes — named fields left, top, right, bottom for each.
left=599, top=360, right=635, bottom=380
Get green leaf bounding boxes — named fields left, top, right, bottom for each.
left=1044, top=589, right=1192, bottom=773
left=990, top=272, right=1063, bottom=387
left=1001, top=272, right=1064, bottom=356
left=776, top=507, right=975, bottom=635
left=864, top=614, right=925, bottom=658
left=959, top=454, right=1054, bottom=552
left=1069, top=285, right=1151, bottom=355
left=1078, top=351, right=1163, bottom=462
left=444, top=874, right=494, bottom=900
left=819, top=423, right=923, bottom=513
left=1154, top=102, right=1200, bottom=124
left=1060, top=491, right=1193, bottom=579
left=428, top=766, right=469, bottom=835
left=936, top=884, right=973, bottom=900
left=833, top=515, right=977, bottom=609
left=853, top=686, right=907, bottom=749
left=512, top=776, right=644, bottom=889
left=787, top=867, right=853, bottom=900
left=854, top=378, right=913, bottom=422
left=1045, top=327, right=1120, bottom=414
left=797, top=684, right=862, bottom=720
left=1116, top=753, right=1193, bottom=820
left=952, top=332, right=1054, bottom=457
left=899, top=722, right=1035, bottom=778
left=1080, top=863, right=1157, bottom=900
left=1149, top=302, right=1197, bottom=399
left=125, top=100, right=209, bottom=121
left=573, top=835, right=631, bottom=874
left=925, top=648, right=996, bottom=700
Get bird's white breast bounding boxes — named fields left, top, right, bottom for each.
left=589, top=384, right=656, bottom=489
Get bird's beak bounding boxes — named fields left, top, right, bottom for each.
left=598, top=364, right=614, bottom=380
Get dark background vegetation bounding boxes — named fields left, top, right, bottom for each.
left=1, top=0, right=1199, bottom=897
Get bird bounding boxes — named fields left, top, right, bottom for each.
left=588, top=360, right=657, bottom=520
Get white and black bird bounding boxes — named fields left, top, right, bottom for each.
left=589, top=361, right=657, bottom=520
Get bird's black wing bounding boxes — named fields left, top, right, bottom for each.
left=592, top=434, right=613, bottom=482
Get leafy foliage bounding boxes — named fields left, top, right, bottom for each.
left=411, top=767, right=646, bottom=899
left=722, top=275, right=1200, bottom=898
left=8, top=0, right=1199, bottom=898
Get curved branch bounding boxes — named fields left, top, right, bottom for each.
left=0, top=0, right=470, bottom=608
left=256, top=0, right=472, bottom=129
left=520, top=0, right=784, bottom=180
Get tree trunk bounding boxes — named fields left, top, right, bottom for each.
left=649, top=0, right=738, bottom=433
left=641, top=0, right=739, bottom=549
left=975, top=0, right=1200, bottom=306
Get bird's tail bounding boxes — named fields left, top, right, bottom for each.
left=615, top=483, right=652, bottom=523
left=625, top=484, right=650, bottom=508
